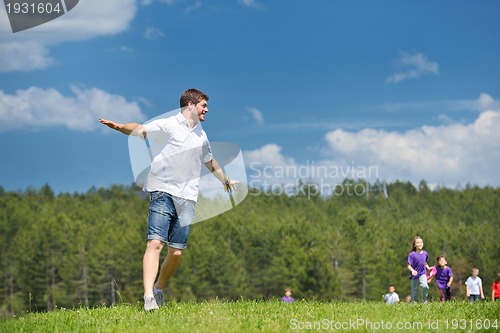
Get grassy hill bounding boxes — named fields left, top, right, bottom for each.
left=1, top=300, right=499, bottom=333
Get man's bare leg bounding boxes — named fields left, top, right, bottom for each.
left=143, top=240, right=164, bottom=296
left=155, top=246, right=183, bottom=289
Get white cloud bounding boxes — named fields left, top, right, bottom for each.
left=151, top=0, right=182, bottom=4
left=119, top=45, right=134, bottom=52
left=244, top=144, right=300, bottom=193
left=324, top=93, right=500, bottom=187
left=245, top=93, right=500, bottom=189
left=136, top=97, right=153, bottom=108
left=239, top=0, right=263, bottom=9
left=246, top=106, right=264, bottom=124
left=0, top=86, right=147, bottom=132
left=144, top=27, right=165, bottom=41
left=184, top=0, right=202, bottom=14
left=0, top=42, right=54, bottom=72
left=140, top=0, right=201, bottom=14
left=377, top=93, right=500, bottom=115
left=0, top=0, right=137, bottom=72
left=475, top=92, right=499, bottom=110
left=244, top=144, right=294, bottom=168
left=386, top=51, right=439, bottom=84
left=44, top=0, right=136, bottom=40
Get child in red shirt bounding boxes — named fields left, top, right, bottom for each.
left=492, top=274, right=500, bottom=302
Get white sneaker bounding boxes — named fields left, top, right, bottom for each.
left=144, top=295, right=159, bottom=311
left=154, top=286, right=165, bottom=306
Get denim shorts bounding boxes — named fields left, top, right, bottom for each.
left=147, top=191, right=195, bottom=249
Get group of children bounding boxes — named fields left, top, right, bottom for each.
left=281, top=235, right=500, bottom=304
left=384, top=235, right=500, bottom=304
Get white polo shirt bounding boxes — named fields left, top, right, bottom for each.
left=384, top=292, right=400, bottom=304
left=465, top=276, right=482, bottom=295
left=142, top=112, right=213, bottom=201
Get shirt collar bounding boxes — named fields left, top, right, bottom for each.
left=176, top=111, right=201, bottom=131
left=176, top=112, right=188, bottom=125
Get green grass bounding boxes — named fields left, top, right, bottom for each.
left=1, top=300, right=499, bottom=333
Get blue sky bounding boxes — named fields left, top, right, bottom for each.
left=1, top=0, right=499, bottom=194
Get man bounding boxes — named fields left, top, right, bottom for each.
left=100, top=88, right=238, bottom=310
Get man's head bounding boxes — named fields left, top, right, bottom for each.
left=180, top=88, right=209, bottom=122
left=472, top=267, right=479, bottom=277
left=180, top=88, right=209, bottom=108
left=388, top=284, right=396, bottom=293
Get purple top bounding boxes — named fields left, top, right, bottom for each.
left=408, top=250, right=428, bottom=279
left=435, top=266, right=453, bottom=289
left=281, top=296, right=295, bottom=302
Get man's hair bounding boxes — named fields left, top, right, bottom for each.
left=389, top=284, right=395, bottom=288
left=436, top=255, right=446, bottom=262
left=180, top=88, right=209, bottom=108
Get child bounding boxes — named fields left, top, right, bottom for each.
left=428, top=256, right=453, bottom=301
left=281, top=288, right=295, bottom=302
left=491, top=273, right=500, bottom=302
left=465, top=267, right=484, bottom=302
left=407, top=236, right=431, bottom=303
left=383, top=284, right=400, bottom=304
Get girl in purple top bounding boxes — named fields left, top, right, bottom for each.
left=407, top=236, right=431, bottom=303
left=281, top=288, right=295, bottom=302
left=428, top=256, right=454, bottom=301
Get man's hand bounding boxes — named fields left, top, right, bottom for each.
left=99, top=118, right=122, bottom=131
left=224, top=178, right=240, bottom=192
left=99, top=118, right=144, bottom=136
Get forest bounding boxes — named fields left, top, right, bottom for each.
left=1, top=180, right=499, bottom=317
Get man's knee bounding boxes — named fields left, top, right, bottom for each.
left=146, top=239, right=164, bottom=251
left=168, top=247, right=183, bottom=258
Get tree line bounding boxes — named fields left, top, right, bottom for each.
left=1, top=180, right=499, bottom=316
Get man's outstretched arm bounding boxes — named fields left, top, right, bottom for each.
left=99, top=118, right=146, bottom=136
left=204, top=159, right=239, bottom=192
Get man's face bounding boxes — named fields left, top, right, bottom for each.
left=195, top=99, right=208, bottom=122
left=389, top=286, right=395, bottom=293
